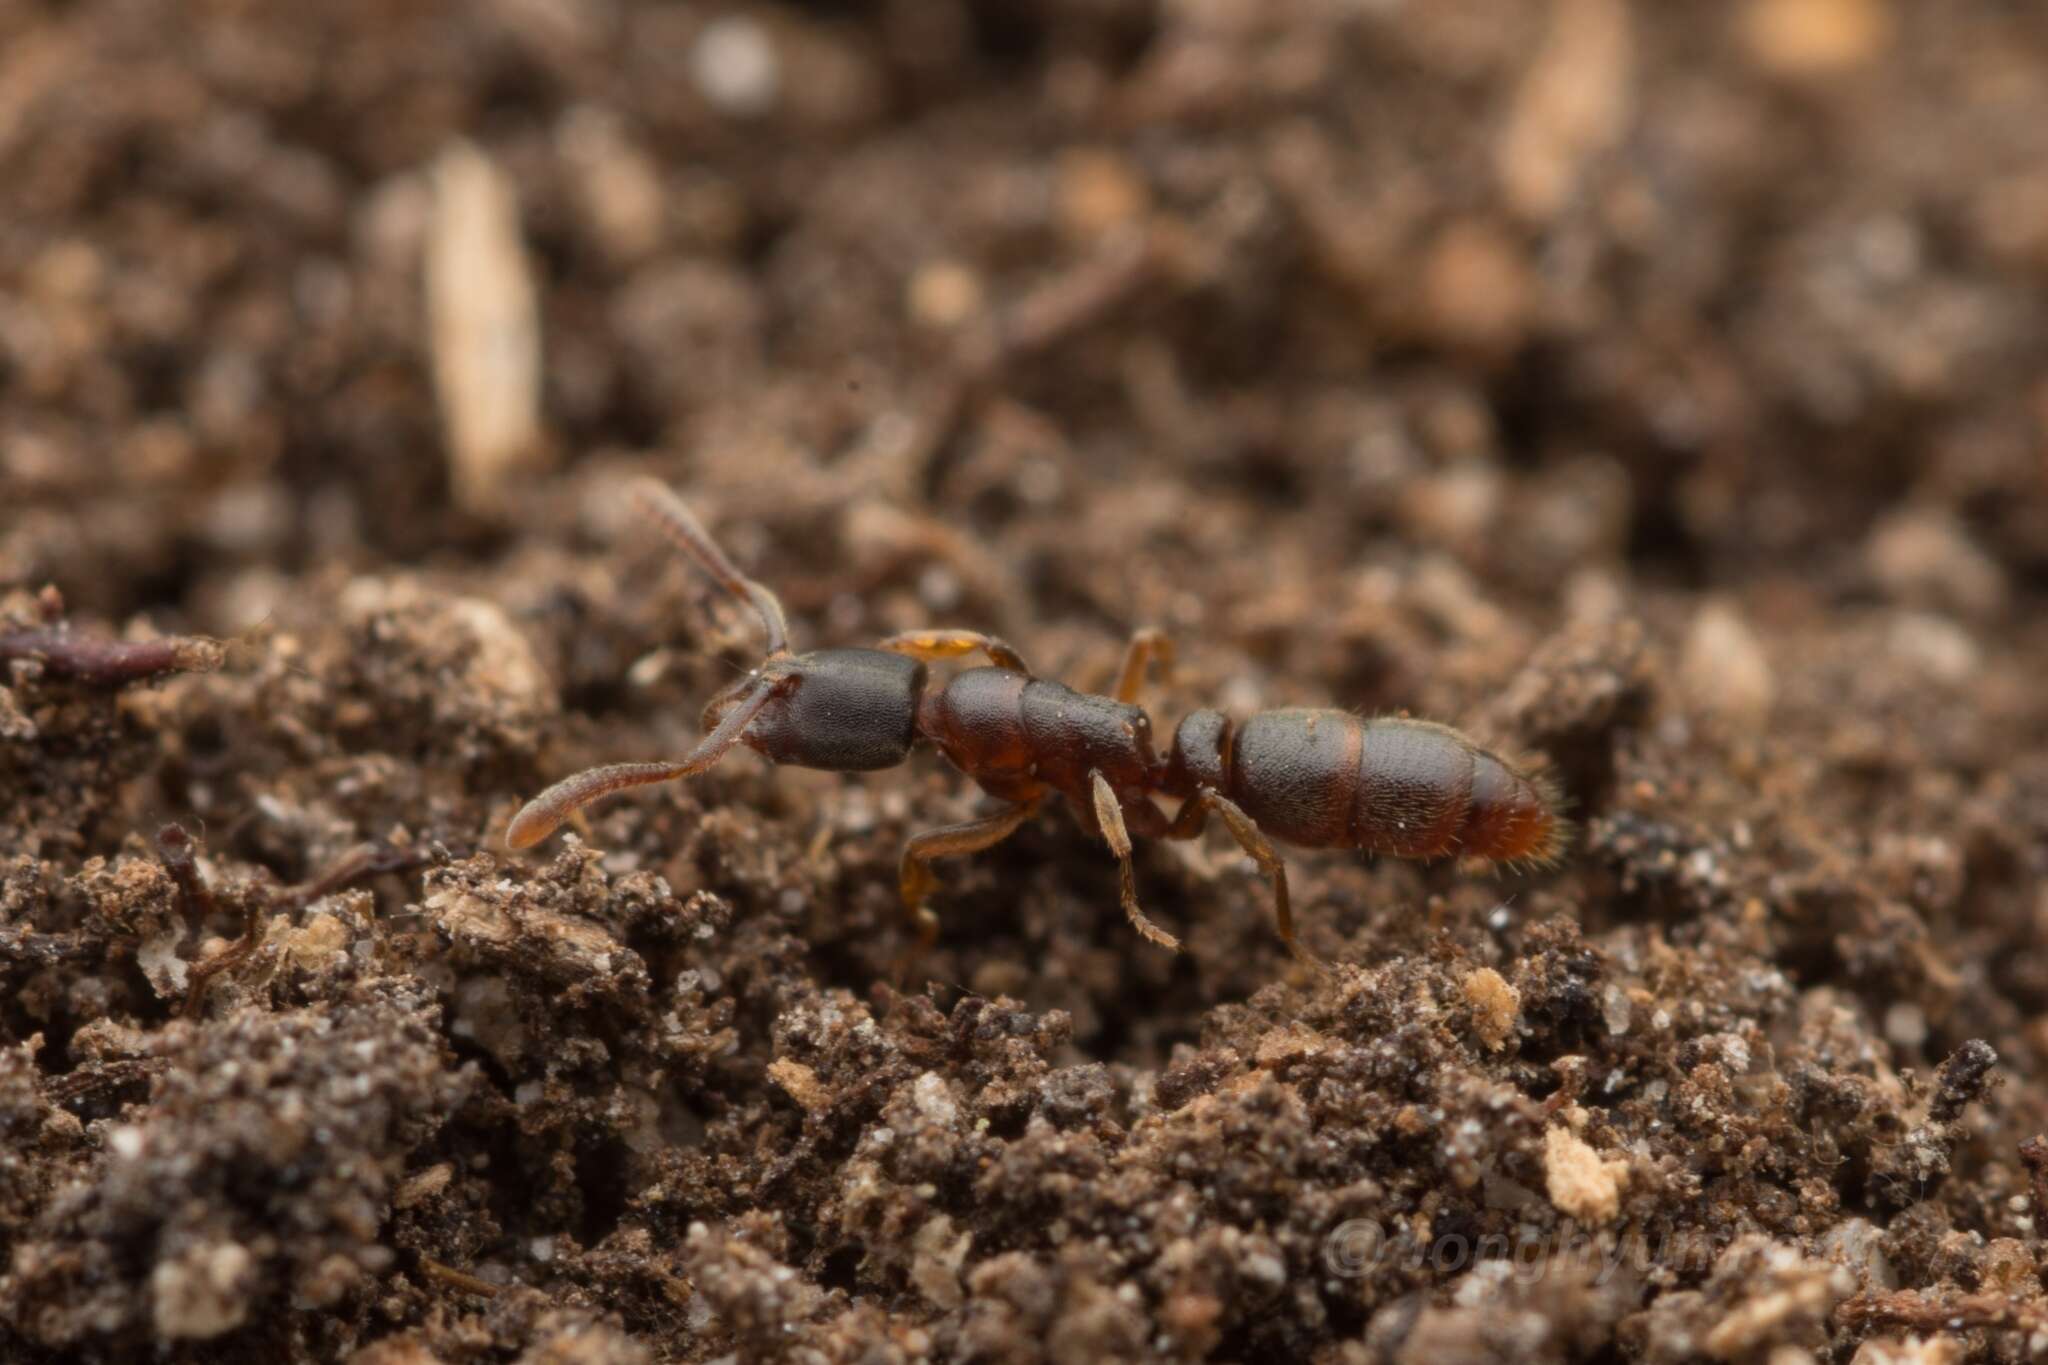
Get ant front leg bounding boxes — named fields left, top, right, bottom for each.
left=1089, top=772, right=1180, bottom=952
left=897, top=799, right=1041, bottom=976
left=1166, top=789, right=1315, bottom=965
left=1112, top=627, right=1174, bottom=704
left=879, top=631, right=1031, bottom=675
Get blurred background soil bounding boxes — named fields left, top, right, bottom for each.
left=3, top=0, right=2048, bottom=1360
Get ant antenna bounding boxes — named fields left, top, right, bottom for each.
left=505, top=672, right=791, bottom=849
left=630, top=478, right=790, bottom=656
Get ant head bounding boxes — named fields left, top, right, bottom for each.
left=508, top=483, right=928, bottom=852
left=701, top=648, right=925, bottom=773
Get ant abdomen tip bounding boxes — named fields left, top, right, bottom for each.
left=1462, top=754, right=1565, bottom=864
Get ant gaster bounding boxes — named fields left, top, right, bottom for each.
left=507, top=481, right=1563, bottom=964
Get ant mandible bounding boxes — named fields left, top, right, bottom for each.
left=507, top=480, right=1563, bottom=965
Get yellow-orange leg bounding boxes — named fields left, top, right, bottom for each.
left=1091, top=771, right=1181, bottom=952
left=1113, top=627, right=1174, bottom=704
left=896, top=799, right=1041, bottom=977
left=1167, top=787, right=1316, bottom=965
left=879, top=630, right=1031, bottom=675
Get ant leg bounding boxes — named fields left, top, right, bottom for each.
left=630, top=478, right=791, bottom=654
left=879, top=631, right=1031, bottom=674
left=898, top=800, right=1040, bottom=970
left=1112, top=627, right=1174, bottom=704
left=1166, top=789, right=1314, bottom=965
left=1090, top=771, right=1180, bottom=952
left=506, top=675, right=791, bottom=849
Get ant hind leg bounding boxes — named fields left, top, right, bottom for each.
left=1166, top=789, right=1317, bottom=967
left=1090, top=771, right=1181, bottom=952
left=1112, top=627, right=1174, bottom=704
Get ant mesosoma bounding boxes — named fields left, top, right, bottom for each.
left=507, top=480, right=1563, bottom=965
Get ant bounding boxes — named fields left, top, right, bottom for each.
left=507, top=481, right=1563, bottom=966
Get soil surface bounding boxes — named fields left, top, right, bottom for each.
left=4, top=1, right=2048, bottom=1361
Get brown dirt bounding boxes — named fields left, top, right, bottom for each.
left=4, top=0, right=2048, bottom=1361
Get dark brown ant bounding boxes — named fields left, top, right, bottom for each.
left=507, top=481, right=1563, bottom=964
